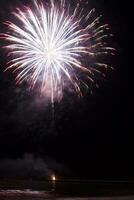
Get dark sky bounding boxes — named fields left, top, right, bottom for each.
left=0, top=0, right=133, bottom=180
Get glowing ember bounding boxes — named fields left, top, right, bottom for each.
left=52, top=175, right=56, bottom=181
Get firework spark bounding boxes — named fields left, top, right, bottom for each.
left=1, top=0, right=115, bottom=102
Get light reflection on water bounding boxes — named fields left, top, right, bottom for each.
left=0, top=190, right=134, bottom=200
left=0, top=198, right=44, bottom=200
left=1, top=182, right=134, bottom=200
left=0, top=189, right=53, bottom=200
left=1, top=197, right=134, bottom=200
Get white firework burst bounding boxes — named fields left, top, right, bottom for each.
left=1, top=0, right=115, bottom=103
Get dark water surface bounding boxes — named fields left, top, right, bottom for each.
left=1, top=180, right=134, bottom=199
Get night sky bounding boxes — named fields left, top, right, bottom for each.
left=0, top=0, right=133, bottom=180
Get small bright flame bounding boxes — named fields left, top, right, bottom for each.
left=52, top=175, right=56, bottom=181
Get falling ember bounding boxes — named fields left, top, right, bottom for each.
left=1, top=0, right=115, bottom=102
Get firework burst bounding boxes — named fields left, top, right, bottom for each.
left=1, top=0, right=115, bottom=103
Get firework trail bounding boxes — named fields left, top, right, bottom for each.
left=1, top=0, right=115, bottom=103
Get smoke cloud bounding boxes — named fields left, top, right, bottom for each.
left=0, top=154, right=67, bottom=179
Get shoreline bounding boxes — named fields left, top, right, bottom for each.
left=0, top=190, right=134, bottom=199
